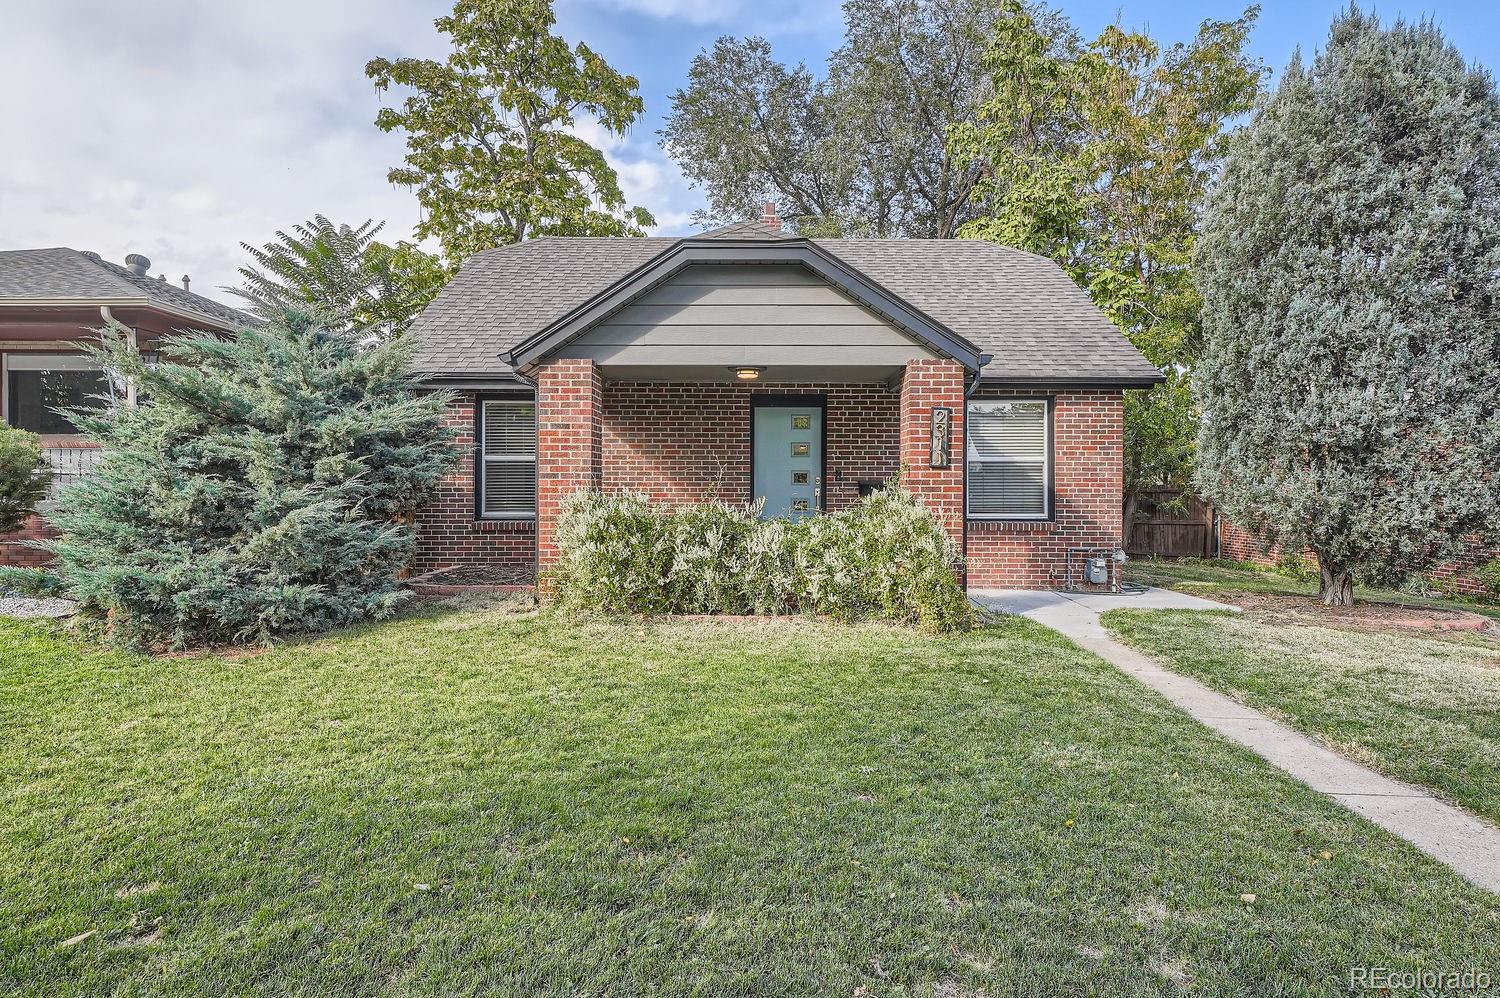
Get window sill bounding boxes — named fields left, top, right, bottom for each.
left=968, top=519, right=1057, bottom=533
left=475, top=518, right=536, bottom=533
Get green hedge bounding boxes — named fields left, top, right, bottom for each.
left=0, top=425, right=49, bottom=534
left=551, top=485, right=973, bottom=632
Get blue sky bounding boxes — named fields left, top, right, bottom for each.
left=2, top=0, right=1496, bottom=305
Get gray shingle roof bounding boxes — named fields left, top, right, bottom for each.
left=698, top=220, right=794, bottom=240
left=409, top=233, right=1161, bottom=384
left=0, top=247, right=253, bottom=328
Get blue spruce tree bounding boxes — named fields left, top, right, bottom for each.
left=51, top=313, right=458, bottom=647
left=1194, top=8, right=1500, bottom=605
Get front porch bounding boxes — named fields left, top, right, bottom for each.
left=531, top=358, right=967, bottom=576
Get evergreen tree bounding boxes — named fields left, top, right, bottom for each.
left=1194, top=8, right=1500, bottom=605
left=50, top=314, right=458, bottom=648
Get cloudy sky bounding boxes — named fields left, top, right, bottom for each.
left=3, top=0, right=1496, bottom=306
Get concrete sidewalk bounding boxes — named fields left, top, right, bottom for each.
left=972, top=587, right=1500, bottom=894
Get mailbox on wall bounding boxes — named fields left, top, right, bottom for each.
left=929, top=406, right=952, bottom=468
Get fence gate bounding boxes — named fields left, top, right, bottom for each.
left=1126, top=488, right=1213, bottom=559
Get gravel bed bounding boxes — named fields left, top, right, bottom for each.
left=0, top=594, right=78, bottom=619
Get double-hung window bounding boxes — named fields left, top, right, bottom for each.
left=966, top=399, right=1050, bottom=519
left=479, top=398, right=537, bottom=518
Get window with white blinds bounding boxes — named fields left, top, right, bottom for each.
left=966, top=399, right=1050, bottom=518
left=480, top=399, right=536, bottom=518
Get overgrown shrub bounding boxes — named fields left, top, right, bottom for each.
left=1475, top=559, right=1500, bottom=597
left=551, top=485, right=972, bottom=632
left=0, top=566, right=66, bottom=598
left=50, top=313, right=458, bottom=649
left=1275, top=554, right=1316, bottom=584
left=0, top=425, right=50, bottom=533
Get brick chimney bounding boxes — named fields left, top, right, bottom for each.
left=760, top=200, right=781, bottom=232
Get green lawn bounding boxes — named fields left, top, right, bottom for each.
left=3, top=608, right=1498, bottom=996
left=1126, top=557, right=1500, bottom=622
left=1104, top=608, right=1500, bottom=826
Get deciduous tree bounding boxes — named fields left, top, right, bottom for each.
left=663, top=0, right=1032, bottom=236
left=1194, top=9, right=1500, bottom=604
left=231, top=215, right=447, bottom=339
left=950, top=1, right=1262, bottom=543
left=368, top=0, right=653, bottom=263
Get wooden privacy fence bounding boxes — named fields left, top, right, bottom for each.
left=1126, top=488, right=1214, bottom=559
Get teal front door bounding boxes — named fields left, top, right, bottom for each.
left=752, top=404, right=822, bottom=520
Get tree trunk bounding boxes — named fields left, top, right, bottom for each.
left=1318, top=560, right=1355, bottom=606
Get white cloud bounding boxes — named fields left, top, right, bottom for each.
left=584, top=0, right=745, bottom=25
left=611, top=158, right=700, bottom=233
left=0, top=0, right=441, bottom=305
left=0, top=0, right=711, bottom=306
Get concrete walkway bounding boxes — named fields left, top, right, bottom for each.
left=972, top=587, right=1500, bottom=894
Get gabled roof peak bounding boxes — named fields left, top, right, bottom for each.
left=696, top=220, right=794, bottom=241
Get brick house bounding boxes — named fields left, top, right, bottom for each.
left=0, top=247, right=251, bottom=567
left=408, top=209, right=1163, bottom=590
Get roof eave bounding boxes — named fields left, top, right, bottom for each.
left=0, top=296, right=246, bottom=331
left=978, top=372, right=1167, bottom=389
left=413, top=372, right=528, bottom=390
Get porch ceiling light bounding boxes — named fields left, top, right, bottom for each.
left=732, top=366, right=764, bottom=381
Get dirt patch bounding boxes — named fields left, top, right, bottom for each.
left=407, top=564, right=535, bottom=595
left=1211, top=590, right=1497, bottom=637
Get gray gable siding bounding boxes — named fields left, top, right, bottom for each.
left=557, top=264, right=938, bottom=370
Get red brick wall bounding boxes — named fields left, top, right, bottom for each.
left=411, top=378, right=1134, bottom=593
left=1425, top=538, right=1497, bottom=597
left=536, top=360, right=603, bottom=575
left=601, top=382, right=899, bottom=510
left=1217, top=519, right=1279, bottom=567
left=411, top=394, right=536, bottom=574
left=965, top=388, right=1125, bottom=589
left=0, top=513, right=58, bottom=569
left=1219, top=519, right=1497, bottom=598
left=898, top=361, right=966, bottom=556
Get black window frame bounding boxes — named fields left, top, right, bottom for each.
left=964, top=396, right=1055, bottom=521
left=474, top=392, right=538, bottom=521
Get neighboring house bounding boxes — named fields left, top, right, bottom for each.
left=409, top=206, right=1163, bottom=589
left=0, top=247, right=252, bottom=567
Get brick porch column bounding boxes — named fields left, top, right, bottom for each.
left=899, top=359, right=967, bottom=562
left=536, top=358, right=603, bottom=581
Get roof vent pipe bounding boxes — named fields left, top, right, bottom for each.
left=124, top=253, right=151, bottom=276
left=181, top=275, right=191, bottom=292
left=760, top=201, right=781, bottom=232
